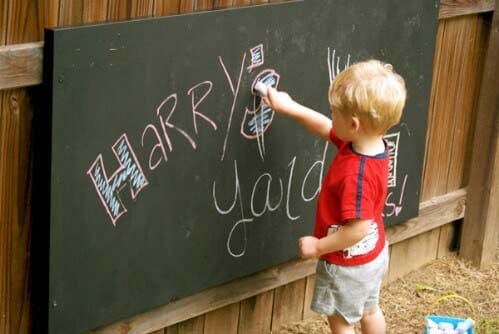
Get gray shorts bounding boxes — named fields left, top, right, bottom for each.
left=311, top=244, right=389, bottom=324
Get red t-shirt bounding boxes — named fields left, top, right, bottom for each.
left=315, top=128, right=388, bottom=266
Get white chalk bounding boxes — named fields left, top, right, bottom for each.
left=253, top=82, right=269, bottom=97
left=438, top=322, right=455, bottom=331
left=456, top=318, right=474, bottom=334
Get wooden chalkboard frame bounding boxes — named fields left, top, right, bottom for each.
left=38, top=1, right=439, bottom=333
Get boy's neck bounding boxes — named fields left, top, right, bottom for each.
left=351, top=133, right=385, bottom=156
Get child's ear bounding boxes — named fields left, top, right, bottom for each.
left=350, top=116, right=360, bottom=132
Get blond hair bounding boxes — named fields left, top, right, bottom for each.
left=328, top=60, right=406, bottom=134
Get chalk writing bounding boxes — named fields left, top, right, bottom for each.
left=247, top=44, right=264, bottom=72
left=212, top=141, right=328, bottom=257
left=384, top=132, right=400, bottom=188
left=384, top=174, right=408, bottom=217
left=327, top=47, right=351, bottom=83
left=86, top=43, right=408, bottom=254
left=89, top=43, right=284, bottom=226
left=243, top=69, right=280, bottom=160
left=87, top=135, right=149, bottom=225
left=219, top=53, right=247, bottom=161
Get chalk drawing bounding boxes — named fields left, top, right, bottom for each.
left=247, top=44, right=264, bottom=72
left=384, top=132, right=400, bottom=188
left=87, top=134, right=149, bottom=225
left=327, top=48, right=351, bottom=83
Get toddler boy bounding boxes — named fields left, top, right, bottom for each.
left=263, top=60, right=406, bottom=334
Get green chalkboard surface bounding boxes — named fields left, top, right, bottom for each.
left=39, top=1, right=439, bottom=333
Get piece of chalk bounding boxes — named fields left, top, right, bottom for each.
left=253, top=82, right=268, bottom=97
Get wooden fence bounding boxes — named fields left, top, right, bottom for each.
left=0, top=0, right=497, bottom=333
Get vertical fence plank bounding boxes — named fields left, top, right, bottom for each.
left=107, top=0, right=128, bottom=21
left=271, top=278, right=306, bottom=331
left=0, top=0, right=6, bottom=44
left=204, top=303, right=240, bottom=334
left=82, top=0, right=108, bottom=24
left=302, top=275, right=319, bottom=320
left=59, top=0, right=83, bottom=26
left=233, top=0, right=251, bottom=7
left=107, top=0, right=154, bottom=21
left=41, top=0, right=60, bottom=28
left=238, top=290, right=273, bottom=334
left=130, top=0, right=154, bottom=18
left=0, top=0, right=48, bottom=332
left=185, top=316, right=205, bottom=334
left=154, top=0, right=180, bottom=16
left=461, top=6, right=498, bottom=268
left=445, top=15, right=489, bottom=192
left=421, top=18, right=463, bottom=200
left=179, top=0, right=196, bottom=13
left=421, top=21, right=444, bottom=201
left=165, top=316, right=204, bottom=334
left=388, top=229, right=440, bottom=281
left=195, top=0, right=214, bottom=11
left=214, top=0, right=233, bottom=9
left=5, top=1, right=42, bottom=42
left=0, top=3, right=7, bottom=333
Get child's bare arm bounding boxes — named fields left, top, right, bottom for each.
left=299, top=219, right=371, bottom=259
left=263, top=87, right=331, bottom=141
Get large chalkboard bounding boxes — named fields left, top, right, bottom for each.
left=40, top=1, right=439, bottom=333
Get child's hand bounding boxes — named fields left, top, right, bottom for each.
left=263, top=87, right=295, bottom=115
left=299, top=236, right=320, bottom=259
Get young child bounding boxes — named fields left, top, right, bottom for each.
left=263, top=60, right=406, bottom=334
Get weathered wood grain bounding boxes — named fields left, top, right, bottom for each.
left=302, top=275, right=320, bottom=321
left=204, top=303, right=240, bottom=334
left=0, top=87, right=33, bottom=334
left=445, top=15, right=489, bottom=193
left=58, top=0, right=83, bottom=26
left=165, top=316, right=204, bottom=333
left=271, top=278, right=306, bottom=331
left=214, top=0, right=233, bottom=9
left=91, top=259, right=316, bottom=333
left=129, top=0, right=154, bottom=18
left=195, top=0, right=214, bottom=11
left=440, top=0, right=495, bottom=19
left=386, top=188, right=466, bottom=245
left=0, top=2, right=495, bottom=91
left=154, top=0, right=181, bottom=16
left=238, top=291, right=273, bottom=334
left=388, top=228, right=441, bottom=281
left=420, top=16, right=488, bottom=200
left=82, top=0, right=108, bottom=23
left=460, top=2, right=499, bottom=268
left=0, top=42, right=43, bottom=90
left=107, top=0, right=128, bottom=20
left=4, top=0, right=42, bottom=43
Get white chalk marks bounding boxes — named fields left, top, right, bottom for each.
left=87, top=43, right=283, bottom=231
left=384, top=132, right=400, bottom=188
left=327, top=47, right=351, bottom=83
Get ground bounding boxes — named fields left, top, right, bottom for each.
left=274, top=248, right=499, bottom=334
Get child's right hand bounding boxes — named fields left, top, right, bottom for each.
left=263, top=87, right=296, bottom=115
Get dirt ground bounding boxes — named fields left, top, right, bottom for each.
left=274, top=248, right=499, bottom=334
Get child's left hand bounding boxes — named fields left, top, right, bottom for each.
left=299, top=236, right=320, bottom=259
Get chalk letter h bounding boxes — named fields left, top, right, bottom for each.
left=87, top=134, right=148, bottom=225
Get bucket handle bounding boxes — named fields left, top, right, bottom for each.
left=428, top=294, right=477, bottom=320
